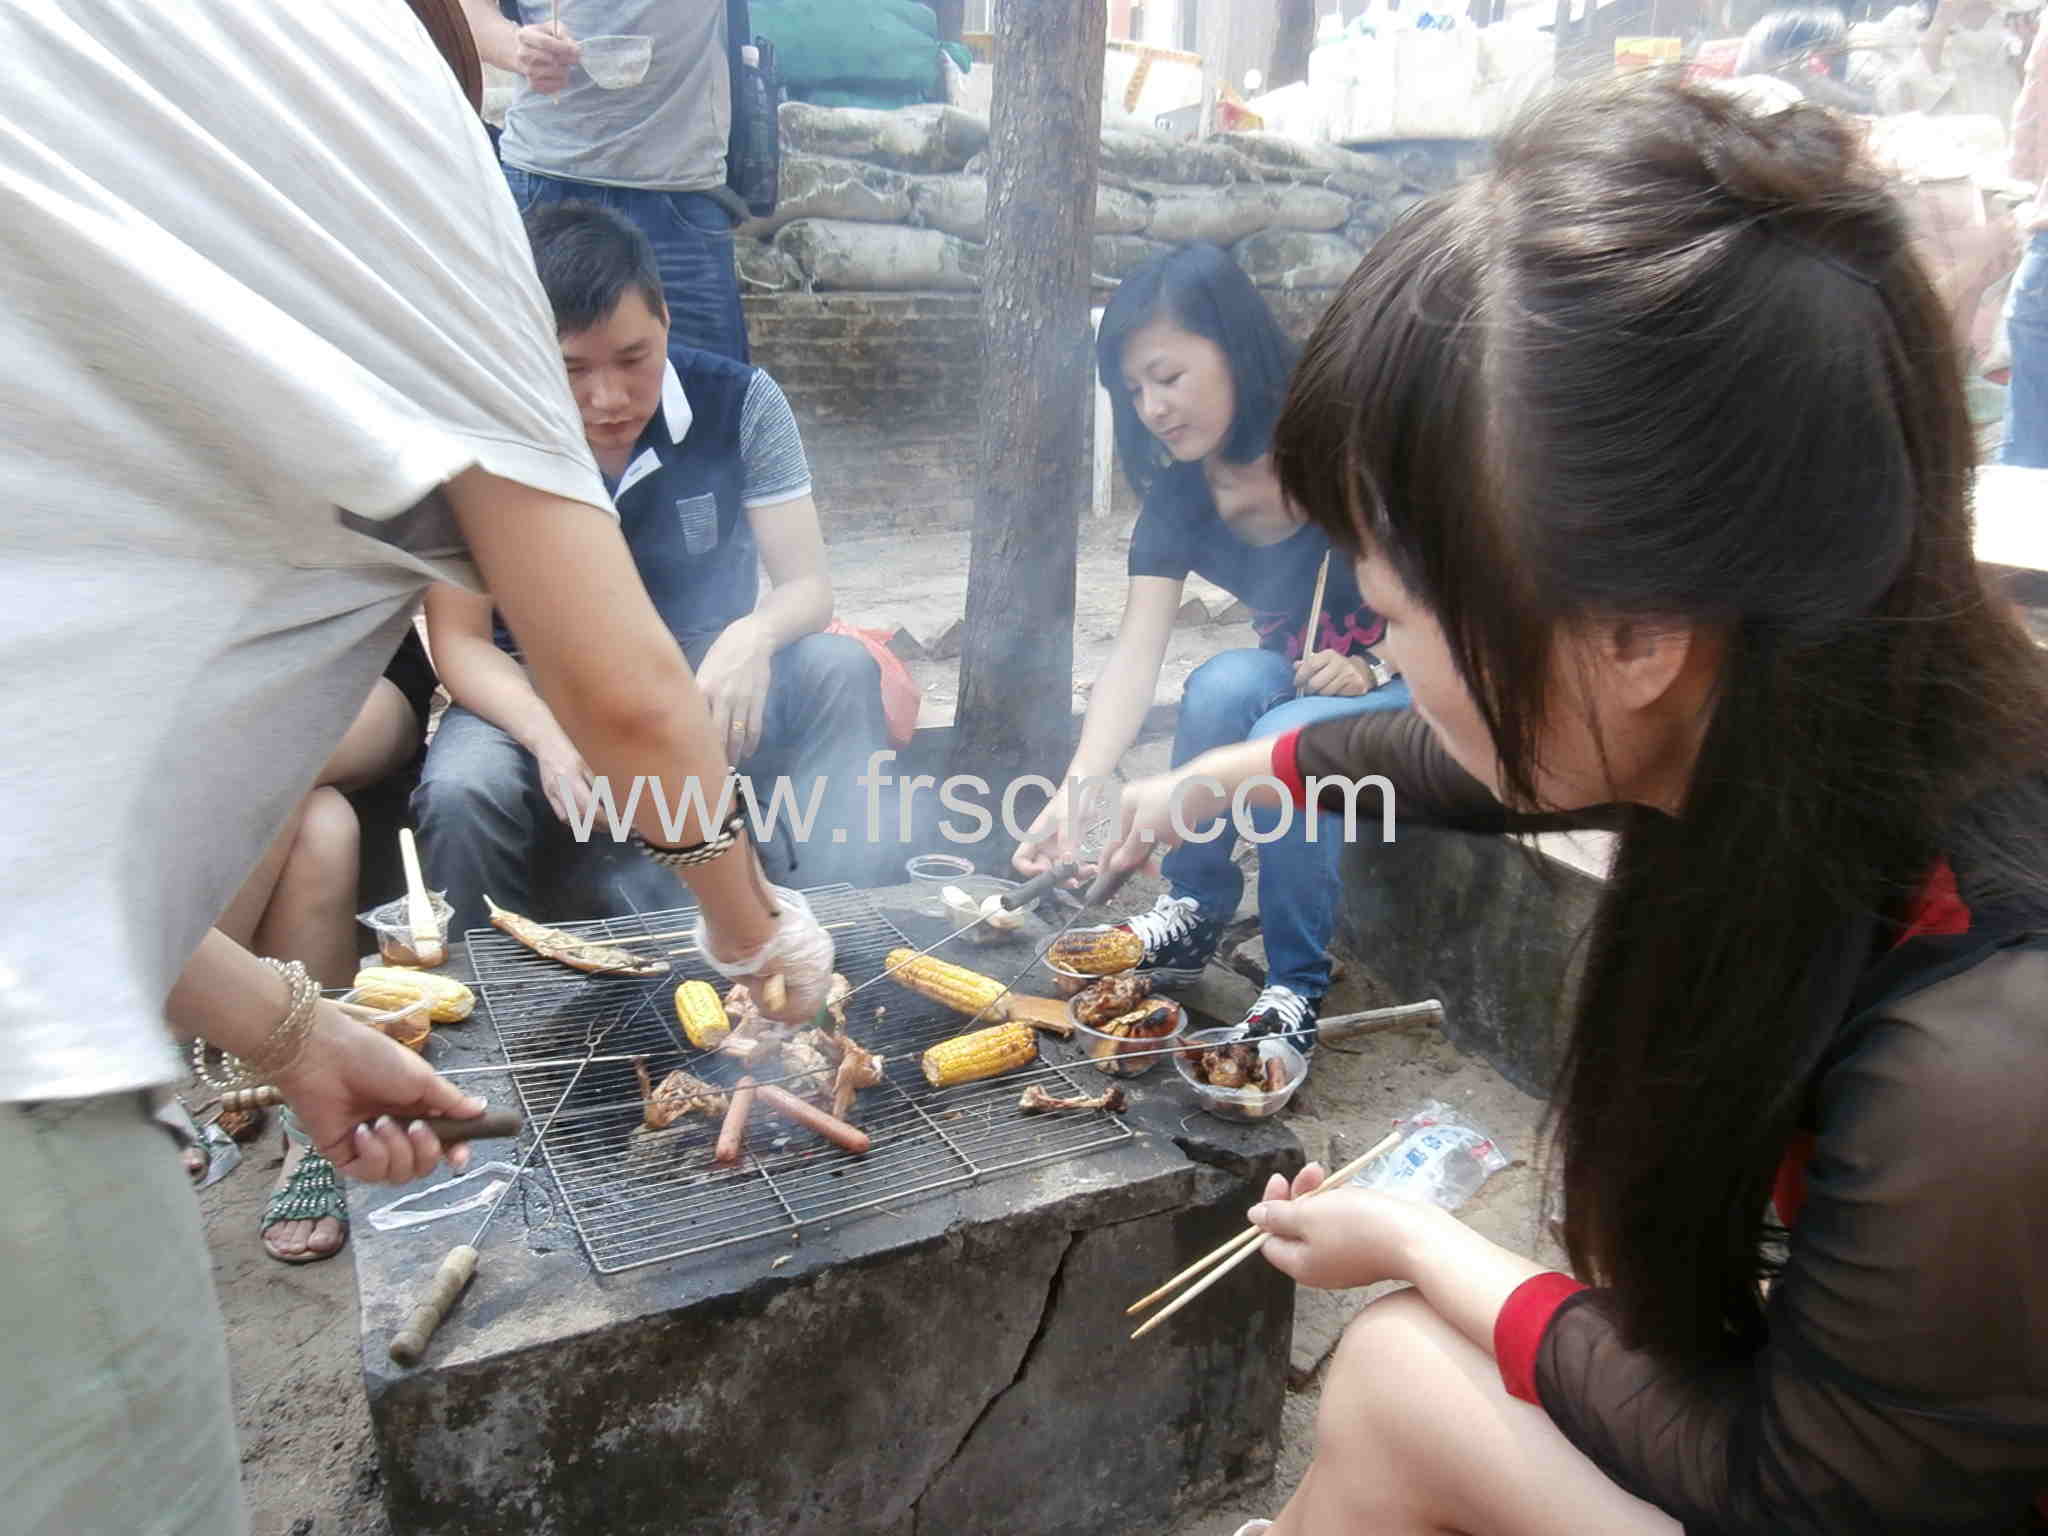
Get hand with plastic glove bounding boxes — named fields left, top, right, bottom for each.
left=691, top=885, right=837, bottom=1022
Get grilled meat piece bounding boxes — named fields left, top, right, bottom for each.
left=1073, top=973, right=1153, bottom=1029
left=633, top=1056, right=730, bottom=1130
left=1198, top=1042, right=1258, bottom=1090
left=1017, top=1083, right=1127, bottom=1114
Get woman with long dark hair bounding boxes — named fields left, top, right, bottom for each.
left=1015, top=245, right=1407, bottom=1048
left=1098, top=79, right=2048, bottom=1531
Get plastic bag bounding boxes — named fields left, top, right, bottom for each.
left=827, top=618, right=921, bottom=747
left=368, top=1160, right=519, bottom=1232
left=1357, top=1100, right=1508, bottom=1213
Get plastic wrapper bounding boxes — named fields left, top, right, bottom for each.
left=1357, top=1100, right=1508, bottom=1213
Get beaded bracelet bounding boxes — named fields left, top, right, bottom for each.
left=190, top=958, right=321, bottom=1090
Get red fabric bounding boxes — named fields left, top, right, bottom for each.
left=1896, top=859, right=1970, bottom=945
left=824, top=620, right=920, bottom=748
left=1495, top=1272, right=1589, bottom=1405
left=1272, top=727, right=1310, bottom=809
left=1774, top=1131, right=1816, bottom=1230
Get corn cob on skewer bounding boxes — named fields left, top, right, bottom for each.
left=885, top=949, right=1013, bottom=1021
left=1048, top=926, right=1144, bottom=976
left=351, top=967, right=475, bottom=1023
left=920, top=1022, right=1039, bottom=1088
left=674, top=979, right=731, bottom=1049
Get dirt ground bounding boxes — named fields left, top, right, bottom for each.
left=196, top=520, right=1560, bottom=1535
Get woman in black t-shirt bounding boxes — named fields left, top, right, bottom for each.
left=1014, top=245, right=1405, bottom=1048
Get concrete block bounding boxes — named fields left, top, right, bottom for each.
left=1176, top=596, right=1210, bottom=628
left=924, top=618, right=965, bottom=660
left=1335, top=825, right=1602, bottom=1094
left=885, top=625, right=928, bottom=661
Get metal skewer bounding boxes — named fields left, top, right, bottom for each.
left=388, top=981, right=664, bottom=1365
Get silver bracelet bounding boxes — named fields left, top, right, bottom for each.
left=190, top=959, right=321, bottom=1090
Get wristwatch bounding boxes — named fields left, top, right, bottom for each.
left=1362, top=651, right=1396, bottom=690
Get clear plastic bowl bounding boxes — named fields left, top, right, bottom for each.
left=938, top=874, right=1040, bottom=943
left=1174, top=1027, right=1306, bottom=1121
left=1066, top=997, right=1185, bottom=1077
left=906, top=852, right=975, bottom=917
left=337, top=988, right=433, bottom=1054
left=579, top=34, right=653, bottom=89
left=358, top=892, right=453, bottom=967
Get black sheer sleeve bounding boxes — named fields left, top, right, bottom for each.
left=1534, top=944, right=2048, bottom=1534
left=1290, top=707, right=1630, bottom=835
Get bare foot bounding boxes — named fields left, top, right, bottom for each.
left=262, top=1136, right=347, bottom=1263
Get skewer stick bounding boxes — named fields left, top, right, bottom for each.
left=1127, top=1126, right=1403, bottom=1340
left=398, top=828, right=447, bottom=968
left=1302, top=551, right=1331, bottom=659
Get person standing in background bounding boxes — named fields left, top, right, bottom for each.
left=457, top=1, right=752, bottom=362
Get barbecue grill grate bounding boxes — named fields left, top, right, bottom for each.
left=463, top=885, right=1135, bottom=1274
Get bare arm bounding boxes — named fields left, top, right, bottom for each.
left=694, top=493, right=834, bottom=762
left=454, top=0, right=578, bottom=91
left=443, top=467, right=780, bottom=957
left=1066, top=576, right=1182, bottom=781
left=746, top=493, right=834, bottom=646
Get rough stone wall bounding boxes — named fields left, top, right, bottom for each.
left=743, top=102, right=1488, bottom=536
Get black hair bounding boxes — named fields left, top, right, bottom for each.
left=1095, top=243, right=1297, bottom=497
left=1737, top=6, right=1851, bottom=76
left=1277, top=77, right=2048, bottom=1362
left=522, top=201, right=667, bottom=335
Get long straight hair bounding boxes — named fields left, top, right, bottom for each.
left=1276, top=79, right=2048, bottom=1359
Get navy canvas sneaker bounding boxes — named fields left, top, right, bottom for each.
left=1119, top=894, right=1224, bottom=983
left=1239, top=984, right=1322, bottom=1055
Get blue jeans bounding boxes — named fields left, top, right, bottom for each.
left=503, top=167, right=750, bottom=364
left=414, top=633, right=892, bottom=940
left=2003, top=230, right=2048, bottom=469
left=1158, top=647, right=1411, bottom=997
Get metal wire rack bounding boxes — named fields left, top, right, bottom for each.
left=462, top=885, right=1135, bottom=1274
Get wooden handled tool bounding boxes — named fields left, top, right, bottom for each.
left=389, top=1244, right=481, bottom=1366
left=398, top=828, right=447, bottom=968
left=387, top=984, right=657, bottom=1366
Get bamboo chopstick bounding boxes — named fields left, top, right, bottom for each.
left=1302, top=550, right=1331, bottom=658
left=1127, top=1126, right=1403, bottom=1341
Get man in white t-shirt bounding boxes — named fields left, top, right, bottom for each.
left=0, top=5, right=833, bottom=1532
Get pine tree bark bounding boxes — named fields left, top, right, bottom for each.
left=950, top=0, right=1107, bottom=825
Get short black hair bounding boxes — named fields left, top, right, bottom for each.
left=1095, top=243, right=1297, bottom=498
left=522, top=201, right=667, bottom=335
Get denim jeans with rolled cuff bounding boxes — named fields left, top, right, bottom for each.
left=1157, top=646, right=1412, bottom=998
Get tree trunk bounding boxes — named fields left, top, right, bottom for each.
left=950, top=0, right=1106, bottom=841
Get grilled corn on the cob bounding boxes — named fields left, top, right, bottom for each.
left=351, top=967, right=474, bottom=1023
left=1048, top=926, right=1144, bottom=976
left=920, top=1023, right=1038, bottom=1087
left=886, top=949, right=1012, bottom=1021
left=674, top=979, right=730, bottom=1049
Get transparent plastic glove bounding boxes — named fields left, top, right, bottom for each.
left=691, top=886, right=836, bottom=1021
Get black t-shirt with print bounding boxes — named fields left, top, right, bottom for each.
left=1126, top=461, right=1384, bottom=660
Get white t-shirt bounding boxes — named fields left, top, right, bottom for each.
left=0, top=0, right=613, bottom=1102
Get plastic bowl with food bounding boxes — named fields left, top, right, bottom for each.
left=938, top=874, right=1040, bottom=943
left=337, top=988, right=434, bottom=1054
left=358, top=892, right=453, bottom=968
left=1067, top=997, right=1185, bottom=1077
left=906, top=852, right=976, bottom=917
left=1174, top=1027, right=1306, bottom=1121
